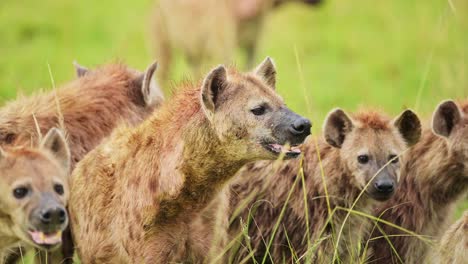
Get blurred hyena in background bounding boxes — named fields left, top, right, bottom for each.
left=151, top=0, right=322, bottom=84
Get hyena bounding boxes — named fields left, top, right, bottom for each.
left=0, top=129, right=70, bottom=262
left=367, top=99, right=468, bottom=263
left=151, top=0, right=322, bottom=83
left=228, top=108, right=421, bottom=263
left=0, top=61, right=163, bottom=168
left=433, top=211, right=467, bottom=264
left=69, top=57, right=311, bottom=263
left=0, top=61, right=162, bottom=262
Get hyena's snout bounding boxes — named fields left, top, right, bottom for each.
left=31, top=205, right=67, bottom=229
left=274, top=108, right=311, bottom=146
left=264, top=108, right=311, bottom=159
left=27, top=195, right=67, bottom=248
left=368, top=168, right=397, bottom=201
left=289, top=116, right=312, bottom=143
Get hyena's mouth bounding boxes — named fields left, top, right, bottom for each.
left=27, top=230, right=62, bottom=246
left=263, top=143, right=302, bottom=158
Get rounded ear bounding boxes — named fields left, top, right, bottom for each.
left=40, top=128, right=71, bottom=172
left=323, top=108, right=354, bottom=148
left=73, top=61, right=89, bottom=78
left=141, top=61, right=164, bottom=107
left=200, top=65, right=227, bottom=119
left=254, top=57, right=276, bottom=89
left=432, top=100, right=462, bottom=138
left=393, top=109, right=422, bottom=146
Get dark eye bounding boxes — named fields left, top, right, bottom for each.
left=251, top=105, right=266, bottom=116
left=357, top=155, right=369, bottom=164
left=389, top=154, right=399, bottom=164
left=13, top=187, right=29, bottom=199
left=54, top=184, right=64, bottom=195
left=4, top=133, right=16, bottom=144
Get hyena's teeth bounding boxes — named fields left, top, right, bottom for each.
left=28, top=230, right=63, bottom=245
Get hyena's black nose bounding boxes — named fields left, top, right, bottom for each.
left=40, top=207, right=67, bottom=225
left=290, top=117, right=312, bottom=137
left=374, top=180, right=395, bottom=194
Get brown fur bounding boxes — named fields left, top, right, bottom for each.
left=367, top=99, right=468, bottom=263
left=432, top=211, right=467, bottom=264
left=0, top=62, right=162, bottom=169
left=0, top=62, right=162, bottom=263
left=69, top=59, right=310, bottom=263
left=0, top=129, right=70, bottom=262
left=228, top=109, right=421, bottom=263
left=151, top=0, right=322, bottom=83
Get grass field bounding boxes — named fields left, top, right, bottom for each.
left=0, top=0, right=467, bottom=262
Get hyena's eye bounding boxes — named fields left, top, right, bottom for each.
left=4, top=133, right=16, bottom=144
left=251, top=105, right=266, bottom=116
left=388, top=154, right=399, bottom=164
left=357, top=155, right=369, bottom=164
left=13, top=186, right=29, bottom=199
left=54, top=184, right=64, bottom=195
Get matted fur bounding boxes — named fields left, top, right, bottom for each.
left=69, top=61, right=309, bottom=263
left=367, top=99, right=468, bottom=263
left=0, top=62, right=161, bottom=169
left=228, top=109, right=418, bottom=263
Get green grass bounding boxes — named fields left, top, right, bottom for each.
left=0, top=0, right=467, bottom=262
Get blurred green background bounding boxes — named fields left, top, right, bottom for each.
left=0, top=0, right=466, bottom=226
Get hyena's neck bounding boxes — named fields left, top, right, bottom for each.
left=150, top=90, right=248, bottom=221
left=406, top=130, right=467, bottom=206
left=179, top=118, right=247, bottom=208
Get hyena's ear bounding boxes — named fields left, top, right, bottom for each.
left=73, top=61, right=89, bottom=78
left=323, top=108, right=354, bottom=148
left=393, top=109, right=421, bottom=146
left=201, top=65, right=228, bottom=119
left=41, top=128, right=71, bottom=171
left=254, top=57, right=276, bottom=89
left=432, top=100, right=462, bottom=138
left=140, top=61, right=164, bottom=107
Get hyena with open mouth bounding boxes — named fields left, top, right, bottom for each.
left=0, top=128, right=70, bottom=261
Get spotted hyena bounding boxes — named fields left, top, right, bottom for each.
left=151, top=0, right=322, bottom=83
left=0, top=61, right=163, bottom=263
left=69, top=57, right=311, bottom=263
left=368, top=99, right=468, bottom=263
left=0, top=129, right=70, bottom=262
left=228, top=108, right=421, bottom=263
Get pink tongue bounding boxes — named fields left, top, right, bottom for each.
left=28, top=230, right=62, bottom=245
left=270, top=144, right=302, bottom=154
left=290, top=146, right=301, bottom=154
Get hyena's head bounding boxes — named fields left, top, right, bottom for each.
left=0, top=128, right=70, bottom=250
left=200, top=57, right=311, bottom=160
left=73, top=60, right=165, bottom=108
left=432, top=99, right=468, bottom=177
left=323, top=109, right=421, bottom=201
left=0, top=62, right=164, bottom=148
